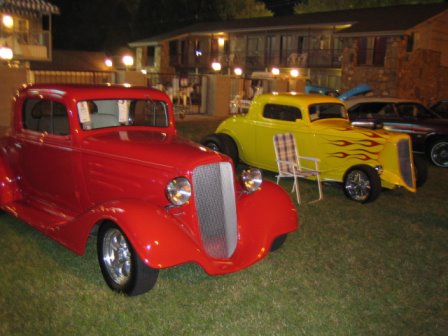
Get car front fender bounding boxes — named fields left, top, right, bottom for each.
left=56, top=182, right=298, bottom=275
left=54, top=199, right=204, bottom=268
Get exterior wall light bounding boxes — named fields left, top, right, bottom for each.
left=122, top=55, right=134, bottom=68
left=105, top=58, right=113, bottom=67
left=0, top=46, right=13, bottom=60
left=234, top=67, right=243, bottom=76
left=290, top=69, right=299, bottom=77
left=271, top=67, right=280, bottom=76
left=2, top=15, right=13, bottom=29
left=218, top=37, right=225, bottom=47
left=211, top=61, right=222, bottom=71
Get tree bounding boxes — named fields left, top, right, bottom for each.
left=294, top=0, right=444, bottom=14
left=51, top=0, right=139, bottom=52
left=215, top=0, right=273, bottom=20
left=50, top=0, right=271, bottom=52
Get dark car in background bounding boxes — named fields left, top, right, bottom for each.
left=346, top=97, right=448, bottom=168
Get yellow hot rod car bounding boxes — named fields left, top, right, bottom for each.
left=202, top=93, right=426, bottom=203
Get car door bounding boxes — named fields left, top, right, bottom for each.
left=16, top=98, right=81, bottom=216
left=254, top=103, right=312, bottom=172
left=394, top=102, right=441, bottom=151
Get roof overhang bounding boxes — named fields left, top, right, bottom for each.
left=0, top=0, right=60, bottom=17
left=129, top=22, right=356, bottom=47
left=336, top=30, right=405, bottom=38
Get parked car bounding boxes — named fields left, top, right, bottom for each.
left=346, top=97, right=448, bottom=168
left=430, top=99, right=448, bottom=118
left=0, top=84, right=298, bottom=296
left=202, top=93, right=425, bottom=203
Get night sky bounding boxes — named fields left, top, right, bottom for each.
left=262, top=0, right=296, bottom=16
left=48, top=0, right=297, bottom=51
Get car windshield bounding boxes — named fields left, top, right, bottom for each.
left=77, top=99, right=169, bottom=130
left=309, top=103, right=346, bottom=121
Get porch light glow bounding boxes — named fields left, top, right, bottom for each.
left=218, top=37, right=225, bottom=47
left=105, top=58, right=113, bottom=67
left=122, top=55, right=134, bottom=67
left=0, top=47, right=13, bottom=60
left=2, top=15, right=13, bottom=29
left=234, top=67, right=243, bottom=76
left=211, top=61, right=222, bottom=71
left=290, top=69, right=299, bottom=77
left=271, top=67, right=280, bottom=76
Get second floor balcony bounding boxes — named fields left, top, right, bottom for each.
left=1, top=30, right=51, bottom=61
left=168, top=48, right=342, bottom=73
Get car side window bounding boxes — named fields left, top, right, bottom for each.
left=349, top=102, right=393, bottom=119
left=398, top=103, right=435, bottom=119
left=23, top=99, right=70, bottom=136
left=432, top=101, right=448, bottom=115
left=131, top=100, right=169, bottom=127
left=262, top=104, right=302, bottom=122
left=309, top=103, right=346, bottom=120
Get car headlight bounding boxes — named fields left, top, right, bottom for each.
left=241, top=168, right=263, bottom=193
left=166, top=177, right=191, bottom=205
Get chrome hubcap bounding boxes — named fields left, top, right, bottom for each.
left=431, top=142, right=448, bottom=167
left=102, top=228, right=132, bottom=286
left=345, top=170, right=371, bottom=202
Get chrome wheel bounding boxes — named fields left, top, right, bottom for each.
left=98, top=222, right=159, bottom=295
left=102, top=228, right=132, bottom=286
left=430, top=140, right=448, bottom=167
left=343, top=165, right=381, bottom=203
left=344, top=169, right=371, bottom=202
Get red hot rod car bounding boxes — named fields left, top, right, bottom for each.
left=0, top=84, right=298, bottom=296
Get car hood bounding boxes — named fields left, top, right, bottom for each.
left=339, top=83, right=372, bottom=101
left=312, top=119, right=392, bottom=140
left=81, top=129, right=226, bottom=171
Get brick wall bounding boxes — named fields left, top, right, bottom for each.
left=397, top=49, right=447, bottom=105
left=341, top=37, right=448, bottom=105
left=341, top=37, right=401, bottom=97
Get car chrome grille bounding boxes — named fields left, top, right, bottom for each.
left=192, top=162, right=237, bottom=259
left=398, top=139, right=415, bottom=189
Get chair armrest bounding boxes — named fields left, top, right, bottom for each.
left=297, top=155, right=320, bottom=162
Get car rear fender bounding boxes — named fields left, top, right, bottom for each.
left=216, top=116, right=253, bottom=163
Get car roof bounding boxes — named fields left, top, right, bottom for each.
left=18, top=84, right=168, bottom=101
left=255, top=92, right=344, bottom=105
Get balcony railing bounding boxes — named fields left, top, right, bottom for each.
left=0, top=30, right=51, bottom=61
left=169, top=48, right=342, bottom=71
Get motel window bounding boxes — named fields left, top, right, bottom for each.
left=357, top=36, right=387, bottom=66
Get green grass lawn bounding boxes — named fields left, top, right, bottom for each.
left=1, top=117, right=447, bottom=335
